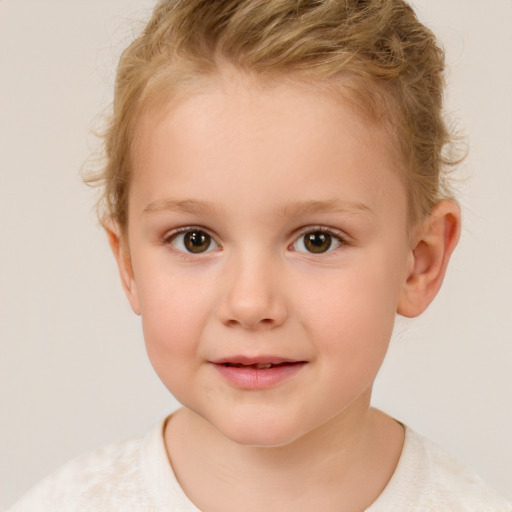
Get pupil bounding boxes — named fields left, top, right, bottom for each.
left=184, top=231, right=210, bottom=253
left=305, top=232, right=331, bottom=253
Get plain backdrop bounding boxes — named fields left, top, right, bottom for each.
left=1, top=0, right=511, bottom=507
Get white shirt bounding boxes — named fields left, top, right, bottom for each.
left=9, top=418, right=511, bottom=512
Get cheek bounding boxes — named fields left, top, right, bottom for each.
left=135, top=268, right=214, bottom=388
left=295, top=258, right=402, bottom=376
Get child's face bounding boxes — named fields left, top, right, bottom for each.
left=121, top=74, right=414, bottom=447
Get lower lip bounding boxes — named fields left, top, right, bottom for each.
left=211, top=363, right=306, bottom=390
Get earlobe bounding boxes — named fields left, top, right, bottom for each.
left=104, top=222, right=141, bottom=316
left=397, top=199, right=461, bottom=318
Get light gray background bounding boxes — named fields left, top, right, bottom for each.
left=1, top=0, right=511, bottom=507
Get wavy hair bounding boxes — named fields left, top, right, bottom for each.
left=85, top=0, right=462, bottom=230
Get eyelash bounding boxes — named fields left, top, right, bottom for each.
left=163, top=226, right=220, bottom=255
left=162, top=226, right=348, bottom=255
left=291, top=226, right=348, bottom=254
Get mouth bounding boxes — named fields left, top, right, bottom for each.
left=211, top=355, right=306, bottom=368
left=219, top=361, right=302, bottom=370
left=210, top=357, right=307, bottom=389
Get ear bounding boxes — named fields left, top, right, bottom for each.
left=104, top=221, right=141, bottom=316
left=397, top=199, right=461, bottom=318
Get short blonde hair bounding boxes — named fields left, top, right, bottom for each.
left=86, top=0, right=461, bottom=230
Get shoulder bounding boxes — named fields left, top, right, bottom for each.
left=421, top=433, right=511, bottom=511
left=369, top=426, right=512, bottom=512
left=9, top=423, right=164, bottom=512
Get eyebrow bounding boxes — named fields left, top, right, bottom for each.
left=143, top=199, right=222, bottom=216
left=279, top=199, right=373, bottom=217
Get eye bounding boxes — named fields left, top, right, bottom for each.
left=167, top=229, right=219, bottom=254
left=292, top=229, right=343, bottom=254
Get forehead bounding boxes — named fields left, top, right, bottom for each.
left=130, top=74, right=406, bottom=223
left=133, top=68, right=394, bottom=158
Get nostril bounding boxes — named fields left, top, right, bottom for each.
left=217, top=284, right=288, bottom=329
left=225, top=317, right=274, bottom=328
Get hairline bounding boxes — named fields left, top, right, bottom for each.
left=123, top=62, right=416, bottom=232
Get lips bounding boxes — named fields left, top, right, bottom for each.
left=211, top=355, right=303, bottom=366
left=210, top=356, right=307, bottom=389
left=223, top=363, right=282, bottom=370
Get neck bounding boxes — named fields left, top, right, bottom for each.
left=164, top=398, right=404, bottom=512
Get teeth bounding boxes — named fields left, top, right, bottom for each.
left=222, top=362, right=276, bottom=369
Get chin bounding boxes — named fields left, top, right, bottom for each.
left=209, top=410, right=311, bottom=448
left=223, top=428, right=302, bottom=448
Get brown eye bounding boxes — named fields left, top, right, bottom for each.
left=184, top=231, right=211, bottom=253
left=170, top=229, right=217, bottom=254
left=293, top=229, right=343, bottom=254
left=303, top=231, right=332, bottom=253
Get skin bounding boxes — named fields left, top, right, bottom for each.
left=108, top=69, right=460, bottom=512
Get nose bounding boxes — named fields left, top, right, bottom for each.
left=216, top=253, right=288, bottom=330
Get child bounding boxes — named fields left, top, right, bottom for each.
left=8, top=0, right=511, bottom=510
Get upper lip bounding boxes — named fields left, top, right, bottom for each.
left=210, top=355, right=306, bottom=365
